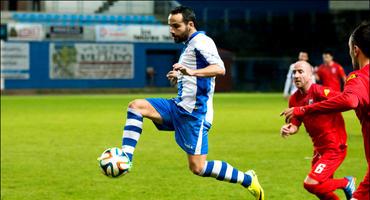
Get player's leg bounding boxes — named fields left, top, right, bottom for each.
left=188, top=154, right=251, bottom=186
left=128, top=99, right=163, bottom=123
left=187, top=154, right=264, bottom=199
left=303, top=176, right=344, bottom=200
left=352, top=167, right=370, bottom=200
left=122, top=99, right=163, bottom=161
left=303, top=150, right=353, bottom=200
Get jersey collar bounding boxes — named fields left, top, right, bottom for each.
left=184, top=31, right=205, bottom=45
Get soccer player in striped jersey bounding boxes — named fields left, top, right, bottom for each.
left=120, top=6, right=264, bottom=200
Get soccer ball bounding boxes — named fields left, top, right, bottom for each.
left=97, top=147, right=132, bottom=178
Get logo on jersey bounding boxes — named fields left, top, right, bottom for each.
left=331, top=67, right=337, bottom=74
left=324, top=89, right=330, bottom=97
left=346, top=74, right=357, bottom=82
left=308, top=99, right=314, bottom=105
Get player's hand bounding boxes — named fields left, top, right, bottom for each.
left=166, top=70, right=178, bottom=86
left=280, top=123, right=297, bottom=138
left=173, top=63, right=195, bottom=76
left=280, top=107, right=305, bottom=123
left=167, top=70, right=178, bottom=79
left=280, top=108, right=295, bottom=123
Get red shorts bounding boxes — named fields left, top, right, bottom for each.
left=308, top=149, right=347, bottom=183
left=353, top=166, right=369, bottom=200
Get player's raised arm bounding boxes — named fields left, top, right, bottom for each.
left=282, top=77, right=361, bottom=122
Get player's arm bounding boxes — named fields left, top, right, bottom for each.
left=315, top=74, right=320, bottom=81
left=300, top=91, right=358, bottom=114
left=174, top=38, right=225, bottom=77
left=281, top=76, right=360, bottom=121
left=280, top=97, right=301, bottom=138
left=283, top=65, right=293, bottom=99
left=173, top=63, right=225, bottom=77
left=315, top=66, right=321, bottom=81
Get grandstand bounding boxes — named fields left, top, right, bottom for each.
left=0, top=0, right=369, bottom=92
left=0, top=1, right=183, bottom=92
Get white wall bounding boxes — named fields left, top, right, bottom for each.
left=107, top=1, right=154, bottom=15
left=44, top=1, right=154, bottom=15
left=329, top=0, right=369, bottom=10
left=45, top=1, right=104, bottom=13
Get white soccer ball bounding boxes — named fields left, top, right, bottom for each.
left=97, top=147, right=132, bottom=178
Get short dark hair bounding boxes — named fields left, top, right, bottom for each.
left=170, top=6, right=197, bottom=28
left=323, top=49, right=334, bottom=57
left=351, top=21, right=370, bottom=58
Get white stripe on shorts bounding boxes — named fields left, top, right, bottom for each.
left=194, top=120, right=204, bottom=155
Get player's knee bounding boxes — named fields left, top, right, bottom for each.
left=188, top=162, right=204, bottom=175
left=128, top=99, right=145, bottom=110
left=304, top=182, right=323, bottom=195
left=189, top=166, right=203, bottom=175
left=304, top=182, right=318, bottom=194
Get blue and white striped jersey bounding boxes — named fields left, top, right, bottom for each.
left=174, top=31, right=225, bottom=124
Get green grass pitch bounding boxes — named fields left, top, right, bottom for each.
left=1, top=93, right=366, bottom=200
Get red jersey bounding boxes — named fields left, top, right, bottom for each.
left=317, top=61, right=346, bottom=91
left=289, top=84, right=347, bottom=152
left=300, top=64, right=370, bottom=164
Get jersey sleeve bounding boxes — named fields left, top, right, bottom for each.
left=289, top=96, right=302, bottom=127
left=303, top=72, right=361, bottom=114
left=194, top=37, right=225, bottom=69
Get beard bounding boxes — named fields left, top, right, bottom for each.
left=349, top=41, right=360, bottom=70
left=172, top=29, right=190, bottom=43
left=352, top=59, right=360, bottom=70
left=350, top=53, right=360, bottom=70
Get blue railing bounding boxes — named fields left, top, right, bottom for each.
left=11, top=13, right=160, bottom=25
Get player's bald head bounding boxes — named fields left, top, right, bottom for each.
left=292, top=61, right=313, bottom=91
left=293, top=61, right=312, bottom=76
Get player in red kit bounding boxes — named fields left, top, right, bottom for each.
left=280, top=61, right=355, bottom=200
left=282, top=22, right=370, bottom=200
left=316, top=50, right=347, bottom=91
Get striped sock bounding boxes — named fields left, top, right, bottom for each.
left=121, top=108, right=143, bottom=162
left=199, top=160, right=252, bottom=187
